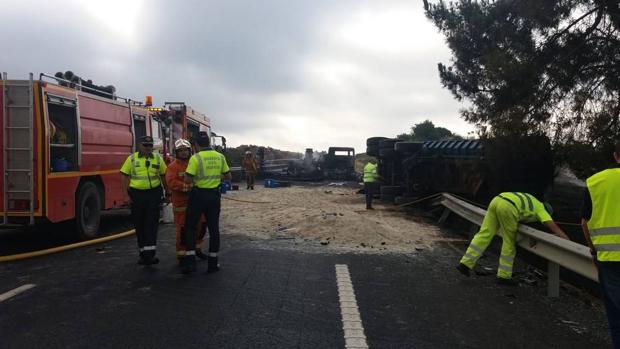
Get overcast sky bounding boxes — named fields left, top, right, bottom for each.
left=1, top=0, right=473, bottom=153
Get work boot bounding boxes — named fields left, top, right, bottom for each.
left=496, top=277, right=518, bottom=286
left=180, top=255, right=196, bottom=275
left=196, top=250, right=208, bottom=260
left=366, top=206, right=374, bottom=210
left=250, top=186, right=254, bottom=190
left=456, top=263, right=471, bottom=277
left=207, top=256, right=220, bottom=273
left=145, top=256, right=160, bottom=265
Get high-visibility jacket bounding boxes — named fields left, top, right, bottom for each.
left=165, top=159, right=192, bottom=212
left=586, top=168, right=620, bottom=261
left=496, top=192, right=551, bottom=223
left=120, top=152, right=166, bottom=190
left=363, top=162, right=378, bottom=183
left=186, top=148, right=230, bottom=189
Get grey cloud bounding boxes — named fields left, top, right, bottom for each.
left=1, top=0, right=470, bottom=153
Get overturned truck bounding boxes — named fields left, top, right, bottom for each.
left=367, top=136, right=554, bottom=205
left=256, top=146, right=356, bottom=181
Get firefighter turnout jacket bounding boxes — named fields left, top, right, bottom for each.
left=165, top=159, right=192, bottom=212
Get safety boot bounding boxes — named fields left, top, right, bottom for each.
left=180, top=255, right=196, bottom=274
left=456, top=263, right=471, bottom=277
left=196, top=250, right=209, bottom=260
left=145, top=256, right=160, bottom=265
left=207, top=256, right=220, bottom=273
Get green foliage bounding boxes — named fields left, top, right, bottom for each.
left=396, top=119, right=461, bottom=141
left=424, top=0, right=620, bottom=174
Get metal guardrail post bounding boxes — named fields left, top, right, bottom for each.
left=437, top=208, right=451, bottom=226
left=548, top=261, right=560, bottom=297
left=439, top=193, right=598, bottom=297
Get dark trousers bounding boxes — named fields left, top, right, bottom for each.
left=246, top=173, right=256, bottom=188
left=598, top=261, right=620, bottom=348
left=364, top=182, right=376, bottom=208
left=184, top=188, right=221, bottom=254
left=129, top=187, right=162, bottom=260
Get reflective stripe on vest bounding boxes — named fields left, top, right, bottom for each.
left=129, top=153, right=162, bottom=188
left=511, top=192, right=533, bottom=211
left=587, top=168, right=620, bottom=261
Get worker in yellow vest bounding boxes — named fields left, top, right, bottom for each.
left=457, top=192, right=568, bottom=285
left=120, top=136, right=167, bottom=265
left=180, top=133, right=232, bottom=274
left=363, top=159, right=379, bottom=209
left=582, top=140, right=620, bottom=347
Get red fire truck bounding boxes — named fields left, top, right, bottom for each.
left=148, top=102, right=226, bottom=159
left=0, top=72, right=167, bottom=239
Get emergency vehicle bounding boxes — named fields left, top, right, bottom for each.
left=148, top=102, right=226, bottom=159
left=0, top=72, right=166, bottom=239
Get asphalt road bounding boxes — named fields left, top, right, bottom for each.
left=0, top=222, right=612, bottom=348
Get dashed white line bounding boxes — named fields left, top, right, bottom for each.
left=335, top=264, right=368, bottom=349
left=0, top=284, right=36, bottom=302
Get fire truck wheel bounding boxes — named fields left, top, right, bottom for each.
left=75, top=182, right=102, bottom=240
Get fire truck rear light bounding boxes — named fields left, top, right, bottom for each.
left=9, top=199, right=30, bottom=210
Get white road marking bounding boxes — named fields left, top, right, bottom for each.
left=335, top=264, right=368, bottom=349
left=0, top=284, right=36, bottom=302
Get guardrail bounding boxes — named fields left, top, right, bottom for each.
left=438, top=193, right=597, bottom=297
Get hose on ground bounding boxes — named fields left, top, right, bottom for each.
left=0, top=229, right=135, bottom=263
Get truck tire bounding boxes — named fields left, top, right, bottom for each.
left=379, top=138, right=402, bottom=149
left=75, top=182, right=102, bottom=240
left=378, top=147, right=396, bottom=158
left=380, top=185, right=404, bottom=196
left=366, top=145, right=379, bottom=156
left=367, top=137, right=388, bottom=147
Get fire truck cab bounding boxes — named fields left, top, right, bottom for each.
left=151, top=102, right=226, bottom=159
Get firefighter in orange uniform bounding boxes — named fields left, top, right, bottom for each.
left=165, top=139, right=208, bottom=262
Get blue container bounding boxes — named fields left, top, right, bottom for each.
left=264, top=179, right=277, bottom=188
left=220, top=181, right=231, bottom=194
left=52, top=158, right=69, bottom=172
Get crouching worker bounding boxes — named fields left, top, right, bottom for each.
left=180, top=133, right=232, bottom=274
left=165, top=139, right=208, bottom=263
left=457, top=192, right=569, bottom=285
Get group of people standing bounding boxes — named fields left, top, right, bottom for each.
left=120, top=133, right=231, bottom=275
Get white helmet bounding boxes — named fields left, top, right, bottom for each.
left=245, top=151, right=252, bottom=155
left=174, top=139, right=191, bottom=150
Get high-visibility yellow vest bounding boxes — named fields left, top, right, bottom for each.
left=186, top=149, right=230, bottom=189
left=120, top=152, right=166, bottom=190
left=496, top=192, right=551, bottom=223
left=363, top=162, right=378, bottom=183
left=586, top=168, right=620, bottom=261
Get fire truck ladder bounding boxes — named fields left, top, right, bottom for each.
left=2, top=73, right=35, bottom=225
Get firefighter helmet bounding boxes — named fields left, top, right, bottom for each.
left=174, top=139, right=191, bottom=150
